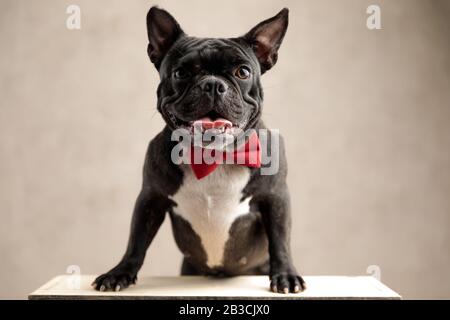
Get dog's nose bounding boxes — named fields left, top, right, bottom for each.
left=201, top=78, right=228, bottom=96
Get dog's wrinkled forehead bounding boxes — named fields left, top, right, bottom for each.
left=160, top=38, right=258, bottom=77
left=146, top=6, right=289, bottom=74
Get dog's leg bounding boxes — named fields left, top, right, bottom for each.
left=92, top=191, right=171, bottom=291
left=254, top=190, right=306, bottom=293
left=93, top=128, right=182, bottom=292
left=180, top=258, right=201, bottom=275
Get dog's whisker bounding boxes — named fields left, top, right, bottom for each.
left=150, top=109, right=158, bottom=119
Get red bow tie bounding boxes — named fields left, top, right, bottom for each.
left=189, top=130, right=261, bottom=179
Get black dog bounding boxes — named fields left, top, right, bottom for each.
left=93, top=6, right=305, bottom=294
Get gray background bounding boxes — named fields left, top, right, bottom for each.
left=1, top=0, right=449, bottom=299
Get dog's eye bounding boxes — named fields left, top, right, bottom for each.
left=234, top=66, right=251, bottom=79
left=174, top=68, right=190, bottom=79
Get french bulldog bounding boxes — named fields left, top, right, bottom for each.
left=93, top=6, right=305, bottom=294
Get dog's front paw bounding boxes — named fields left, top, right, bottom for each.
left=270, top=273, right=306, bottom=294
left=92, top=270, right=137, bottom=292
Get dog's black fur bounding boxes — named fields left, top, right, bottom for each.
left=93, top=6, right=305, bottom=294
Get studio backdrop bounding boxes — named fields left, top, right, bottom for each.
left=1, top=0, right=449, bottom=299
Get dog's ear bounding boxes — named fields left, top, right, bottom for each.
left=146, top=7, right=184, bottom=69
left=242, top=8, right=289, bottom=74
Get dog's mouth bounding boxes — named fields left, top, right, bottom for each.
left=192, top=117, right=233, bottom=133
left=167, top=110, right=246, bottom=150
left=167, top=111, right=242, bottom=135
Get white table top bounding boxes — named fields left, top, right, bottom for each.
left=29, top=275, right=401, bottom=300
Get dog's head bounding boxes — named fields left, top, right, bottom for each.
left=146, top=7, right=288, bottom=138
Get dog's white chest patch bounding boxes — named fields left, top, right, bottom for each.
left=171, top=165, right=251, bottom=268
